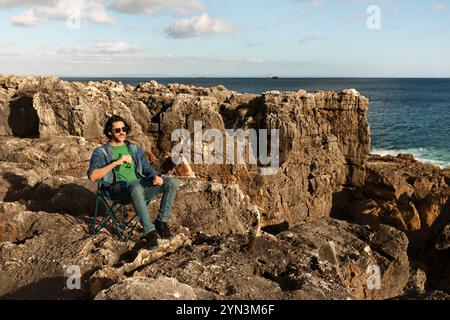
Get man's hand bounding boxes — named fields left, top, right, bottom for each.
left=153, top=176, right=164, bottom=186
left=115, top=155, right=132, bottom=167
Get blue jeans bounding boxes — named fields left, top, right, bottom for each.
left=127, top=176, right=179, bottom=235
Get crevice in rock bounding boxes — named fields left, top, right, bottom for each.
left=8, top=95, right=39, bottom=138
left=12, top=230, right=41, bottom=245
left=260, top=271, right=304, bottom=292
left=261, top=221, right=289, bottom=235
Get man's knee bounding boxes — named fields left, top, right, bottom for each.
left=129, top=183, right=144, bottom=196
left=164, top=177, right=179, bottom=191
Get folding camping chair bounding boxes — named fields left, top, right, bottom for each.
left=91, top=185, right=153, bottom=241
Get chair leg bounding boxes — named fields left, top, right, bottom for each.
left=92, top=197, right=100, bottom=235
left=96, top=198, right=113, bottom=232
left=109, top=202, right=125, bottom=241
left=121, top=205, right=126, bottom=229
left=92, top=197, right=157, bottom=242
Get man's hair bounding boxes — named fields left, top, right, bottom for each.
left=103, top=115, right=132, bottom=139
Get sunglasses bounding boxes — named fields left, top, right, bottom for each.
left=112, top=127, right=129, bottom=134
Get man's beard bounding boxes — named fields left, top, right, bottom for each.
left=112, top=135, right=126, bottom=142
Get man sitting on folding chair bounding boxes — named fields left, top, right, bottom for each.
left=87, top=115, right=179, bottom=248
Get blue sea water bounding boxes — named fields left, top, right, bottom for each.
left=64, top=78, right=450, bottom=168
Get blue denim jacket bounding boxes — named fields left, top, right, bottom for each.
left=87, top=141, right=159, bottom=195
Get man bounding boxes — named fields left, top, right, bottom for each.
left=87, top=115, right=179, bottom=248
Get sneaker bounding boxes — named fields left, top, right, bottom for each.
left=154, top=220, right=173, bottom=239
left=144, top=230, right=159, bottom=249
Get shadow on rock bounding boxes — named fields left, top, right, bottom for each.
left=7, top=95, right=39, bottom=139
left=1, top=275, right=92, bottom=300
left=3, top=172, right=97, bottom=217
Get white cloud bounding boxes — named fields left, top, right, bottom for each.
left=298, top=33, right=325, bottom=44
left=431, top=3, right=448, bottom=13
left=1, top=0, right=114, bottom=26
left=52, top=41, right=141, bottom=57
left=209, top=56, right=265, bottom=64
left=88, top=1, right=115, bottom=24
left=39, top=0, right=83, bottom=20
left=165, top=13, right=232, bottom=39
left=10, top=8, right=42, bottom=27
left=0, top=44, right=20, bottom=57
left=0, top=0, right=54, bottom=9
left=92, top=41, right=140, bottom=54
left=110, top=0, right=204, bottom=16
left=294, top=0, right=325, bottom=5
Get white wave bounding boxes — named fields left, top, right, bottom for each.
left=371, top=148, right=450, bottom=169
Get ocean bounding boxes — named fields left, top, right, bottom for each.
left=63, top=78, right=450, bottom=168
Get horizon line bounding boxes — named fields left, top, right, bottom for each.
left=3, top=73, right=450, bottom=79
left=59, top=76, right=450, bottom=79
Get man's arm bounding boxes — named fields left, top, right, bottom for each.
left=137, top=146, right=160, bottom=179
left=89, top=162, right=118, bottom=182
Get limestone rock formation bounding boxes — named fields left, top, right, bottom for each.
left=92, top=218, right=409, bottom=300
left=339, top=154, right=450, bottom=294
left=0, top=75, right=371, bottom=231
left=437, top=224, right=450, bottom=250
left=0, top=202, right=131, bottom=299
left=94, top=277, right=197, bottom=300
left=0, top=75, right=448, bottom=300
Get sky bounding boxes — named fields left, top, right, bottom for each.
left=0, top=0, right=449, bottom=77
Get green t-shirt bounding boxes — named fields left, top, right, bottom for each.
left=111, top=144, right=139, bottom=182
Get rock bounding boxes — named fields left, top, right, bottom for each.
left=412, top=177, right=434, bottom=200
left=399, top=202, right=422, bottom=231
left=318, top=241, right=339, bottom=266
left=0, top=75, right=446, bottom=300
left=0, top=160, right=97, bottom=216
left=0, top=204, right=131, bottom=299
left=343, top=89, right=361, bottom=96
left=348, top=155, right=450, bottom=251
left=89, top=233, right=191, bottom=297
left=0, top=76, right=371, bottom=230
left=174, top=157, right=196, bottom=177
left=417, top=191, right=449, bottom=228
left=424, top=290, right=450, bottom=300
left=166, top=180, right=258, bottom=235
left=89, top=266, right=126, bottom=298
left=405, top=266, right=427, bottom=295
left=436, top=224, right=450, bottom=250
left=281, top=218, right=410, bottom=300
left=135, top=81, right=169, bottom=94
left=0, top=136, right=99, bottom=178
left=344, top=154, right=450, bottom=297
left=120, top=235, right=191, bottom=274
left=132, top=218, right=409, bottom=300
left=364, top=164, right=414, bottom=202
left=94, top=277, right=197, bottom=300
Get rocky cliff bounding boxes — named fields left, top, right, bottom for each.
left=0, top=76, right=448, bottom=300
